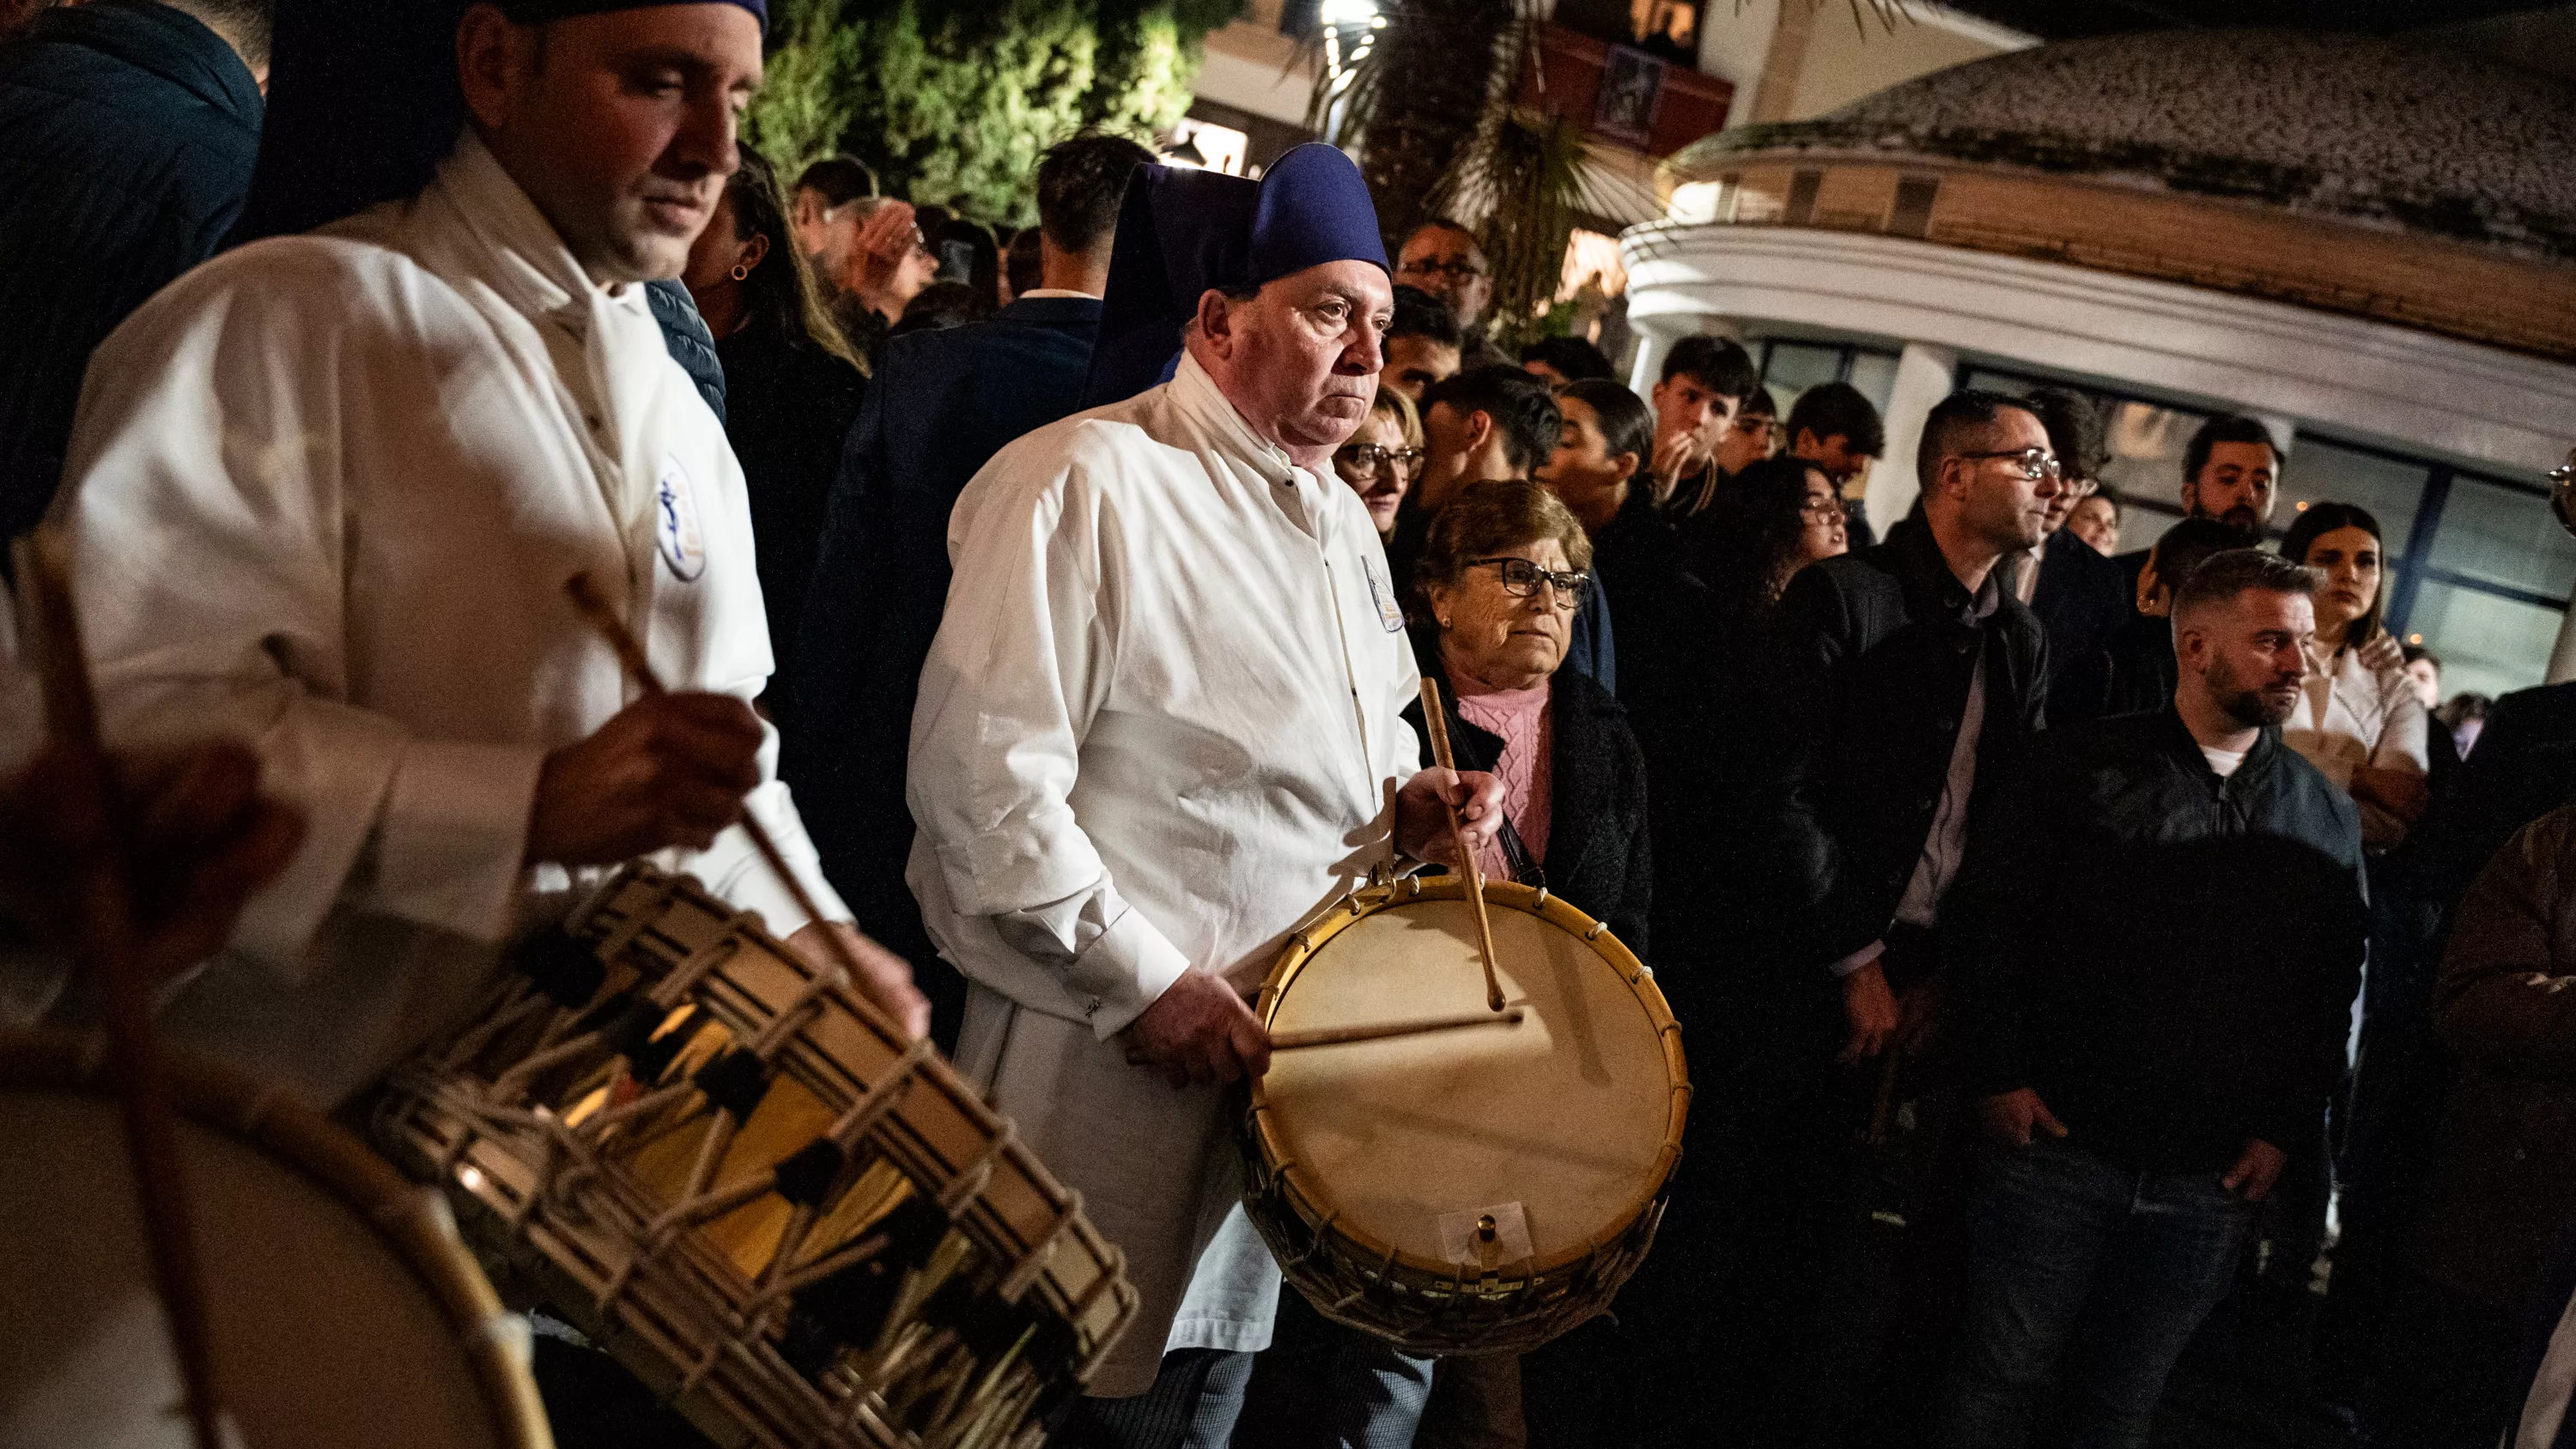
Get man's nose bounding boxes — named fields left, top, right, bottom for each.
left=672, top=92, right=739, bottom=175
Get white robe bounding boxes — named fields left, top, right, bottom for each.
left=907, top=353, right=1424, bottom=1394
left=47, top=131, right=845, bottom=1109
left=2285, top=642, right=2430, bottom=850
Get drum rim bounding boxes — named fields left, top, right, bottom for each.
left=1244, top=875, right=1691, bottom=1284
left=0, top=1026, right=556, bottom=1449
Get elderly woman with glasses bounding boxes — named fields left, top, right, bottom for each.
left=1334, top=385, right=1425, bottom=537
left=1405, top=478, right=1650, bottom=943
left=1395, top=476, right=1653, bottom=1445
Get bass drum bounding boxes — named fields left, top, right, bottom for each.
left=1242, top=876, right=1689, bottom=1358
left=0, top=1028, right=550, bottom=1449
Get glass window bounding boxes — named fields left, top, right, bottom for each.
left=1758, top=341, right=1900, bottom=428
left=2402, top=579, right=2563, bottom=703
left=1759, top=342, right=1844, bottom=421
left=2425, top=476, right=2576, bottom=601
left=1844, top=351, right=1899, bottom=415
left=2278, top=440, right=2428, bottom=558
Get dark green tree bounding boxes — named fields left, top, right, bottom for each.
left=750, top=0, right=1243, bottom=227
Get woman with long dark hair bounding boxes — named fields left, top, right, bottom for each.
left=2276, top=501, right=2429, bottom=849
left=682, top=142, right=867, bottom=692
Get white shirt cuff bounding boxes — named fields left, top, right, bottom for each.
left=1831, top=939, right=1886, bottom=979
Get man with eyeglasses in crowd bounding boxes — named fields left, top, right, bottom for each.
left=1394, top=217, right=1512, bottom=368
left=2016, top=387, right=2134, bottom=723
left=1698, top=389, right=2062, bottom=1445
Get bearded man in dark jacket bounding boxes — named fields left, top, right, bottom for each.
left=1937, top=549, right=2367, bottom=1449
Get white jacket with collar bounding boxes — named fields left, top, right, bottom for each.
left=51, top=131, right=844, bottom=1108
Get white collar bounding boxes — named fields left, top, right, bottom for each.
left=1168, top=352, right=1299, bottom=490
left=430, top=130, right=647, bottom=328
left=1016, top=288, right=1101, bottom=300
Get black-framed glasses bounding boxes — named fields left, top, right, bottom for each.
left=1335, top=443, right=1424, bottom=475
left=1958, top=447, right=2063, bottom=482
left=1468, top=556, right=1590, bottom=610
left=1398, top=258, right=1487, bottom=282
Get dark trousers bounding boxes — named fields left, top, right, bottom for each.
left=1050, top=1349, right=1252, bottom=1449
left=1935, top=1137, right=2256, bottom=1449
left=1234, top=1288, right=1438, bottom=1449
left=2361, top=1273, right=2520, bottom=1449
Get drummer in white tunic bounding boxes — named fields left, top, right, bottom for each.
left=906, top=146, right=1504, bottom=1439
left=48, top=0, right=926, bottom=1110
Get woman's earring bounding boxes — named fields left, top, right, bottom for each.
left=1437, top=617, right=1452, bottom=629
left=729, top=263, right=752, bottom=281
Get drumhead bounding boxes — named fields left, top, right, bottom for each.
left=0, top=1034, right=547, bottom=1449
left=1257, top=888, right=1680, bottom=1274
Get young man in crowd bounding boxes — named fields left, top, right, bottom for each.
left=1648, top=334, right=1762, bottom=512
left=1942, top=549, right=2366, bottom=1448
left=788, top=153, right=873, bottom=261
left=1394, top=217, right=1509, bottom=367
left=2114, top=412, right=2281, bottom=601
left=1379, top=283, right=1462, bottom=403
left=2105, top=517, right=2258, bottom=715
left=1520, top=334, right=1614, bottom=385
left=787, top=130, right=1153, bottom=1050
left=1697, top=390, right=2062, bottom=1443
left=2016, top=387, right=2132, bottom=723
left=0, top=0, right=270, bottom=541
left=1784, top=380, right=1888, bottom=549
left=1713, top=385, right=1781, bottom=477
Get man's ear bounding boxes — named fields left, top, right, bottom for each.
left=1466, top=409, right=1498, bottom=457
left=455, top=3, right=523, bottom=132
left=2179, top=477, right=2201, bottom=517
left=1193, top=289, right=1237, bottom=358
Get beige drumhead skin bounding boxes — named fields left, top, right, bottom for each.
left=0, top=1088, right=523, bottom=1449
left=1260, top=896, right=1672, bottom=1267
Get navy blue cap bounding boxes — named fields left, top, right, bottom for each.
left=500, top=0, right=764, bottom=30
left=1081, top=142, right=1389, bottom=408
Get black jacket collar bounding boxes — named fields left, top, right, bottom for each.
left=2154, top=704, right=2280, bottom=787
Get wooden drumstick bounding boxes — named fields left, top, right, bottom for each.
left=563, top=574, right=905, bottom=1033
left=1271, top=1008, right=1525, bottom=1051
left=1417, top=678, right=1507, bottom=1013
left=13, top=530, right=227, bottom=1449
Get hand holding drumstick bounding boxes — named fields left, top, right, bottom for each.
left=561, top=574, right=930, bottom=1039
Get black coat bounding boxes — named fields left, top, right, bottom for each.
left=1405, top=648, right=1653, bottom=957
left=2026, top=525, right=2130, bottom=724
left=0, top=0, right=261, bottom=538
left=1950, top=710, right=2366, bottom=1173
left=781, top=294, right=1102, bottom=1043
left=2411, top=680, right=2576, bottom=911
left=714, top=316, right=866, bottom=687
left=1758, top=520, right=2050, bottom=975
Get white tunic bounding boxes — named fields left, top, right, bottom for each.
left=908, top=353, right=1423, bottom=1393
left=2285, top=641, right=2430, bottom=850
left=48, top=132, right=845, bottom=1108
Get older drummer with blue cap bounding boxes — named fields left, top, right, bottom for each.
left=908, top=147, right=1506, bottom=1440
